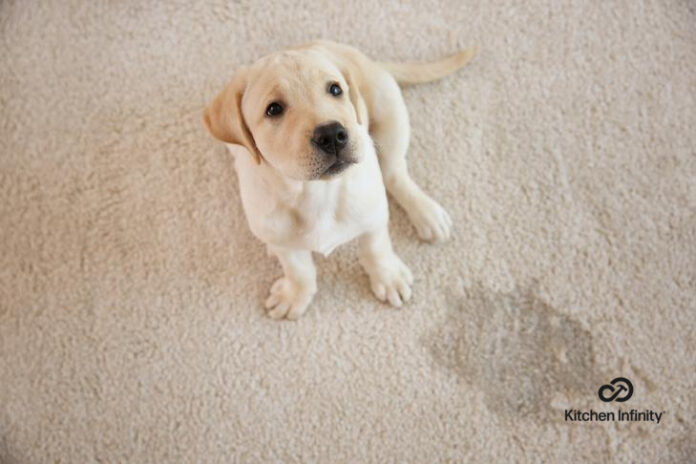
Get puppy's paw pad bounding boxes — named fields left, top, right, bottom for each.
left=408, top=197, right=452, bottom=242
left=367, top=256, right=413, bottom=308
left=265, top=277, right=314, bottom=320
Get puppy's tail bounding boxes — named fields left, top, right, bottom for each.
left=380, top=47, right=477, bottom=85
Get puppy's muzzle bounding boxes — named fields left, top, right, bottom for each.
left=312, top=122, right=348, bottom=155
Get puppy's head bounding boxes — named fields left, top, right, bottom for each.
left=204, top=50, right=365, bottom=181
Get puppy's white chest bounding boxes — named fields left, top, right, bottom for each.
left=236, top=146, right=387, bottom=255
left=282, top=176, right=380, bottom=255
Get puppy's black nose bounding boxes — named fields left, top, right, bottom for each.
left=312, top=122, right=348, bottom=154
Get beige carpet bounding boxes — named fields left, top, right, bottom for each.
left=1, top=1, right=695, bottom=462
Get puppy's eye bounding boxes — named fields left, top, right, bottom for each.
left=265, top=102, right=284, bottom=117
left=328, top=83, right=342, bottom=97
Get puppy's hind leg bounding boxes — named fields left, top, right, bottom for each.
left=370, top=76, right=452, bottom=242
left=265, top=245, right=317, bottom=320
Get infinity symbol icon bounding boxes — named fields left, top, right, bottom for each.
left=598, top=377, right=634, bottom=402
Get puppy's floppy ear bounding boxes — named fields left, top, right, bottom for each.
left=342, top=69, right=368, bottom=127
left=203, top=67, right=262, bottom=164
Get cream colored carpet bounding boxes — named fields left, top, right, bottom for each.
left=1, top=1, right=695, bottom=462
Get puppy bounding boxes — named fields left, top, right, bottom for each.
left=204, top=41, right=475, bottom=319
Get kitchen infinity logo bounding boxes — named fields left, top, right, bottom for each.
left=598, top=377, right=633, bottom=402
left=564, top=376, right=664, bottom=424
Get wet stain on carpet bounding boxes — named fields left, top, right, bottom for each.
left=424, top=285, right=604, bottom=421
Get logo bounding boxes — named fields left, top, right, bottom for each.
left=598, top=377, right=633, bottom=402
left=563, top=376, right=663, bottom=424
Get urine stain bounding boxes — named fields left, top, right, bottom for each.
left=424, top=285, right=603, bottom=422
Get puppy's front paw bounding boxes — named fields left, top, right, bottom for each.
left=264, top=277, right=315, bottom=320
left=365, top=255, right=414, bottom=307
left=407, top=196, right=452, bottom=242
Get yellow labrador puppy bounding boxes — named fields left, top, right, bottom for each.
left=204, top=41, right=475, bottom=319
